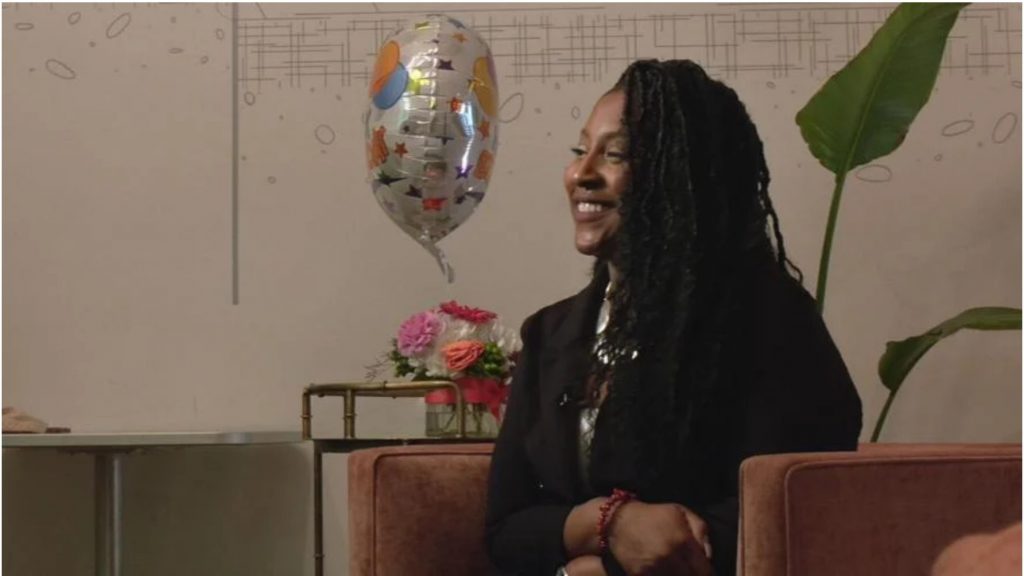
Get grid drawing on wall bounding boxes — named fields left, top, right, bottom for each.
left=234, top=3, right=1022, bottom=94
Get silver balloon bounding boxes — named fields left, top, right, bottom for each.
left=366, top=14, right=499, bottom=282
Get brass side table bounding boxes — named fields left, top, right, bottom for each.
left=301, top=381, right=492, bottom=576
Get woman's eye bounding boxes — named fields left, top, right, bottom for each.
left=606, top=151, right=628, bottom=162
left=570, top=147, right=586, bottom=157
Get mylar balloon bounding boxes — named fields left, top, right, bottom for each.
left=366, top=14, right=499, bottom=282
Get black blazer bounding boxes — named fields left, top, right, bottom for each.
left=485, top=258, right=862, bottom=576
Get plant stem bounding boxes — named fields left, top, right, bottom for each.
left=871, top=390, right=897, bottom=442
left=816, top=173, right=848, bottom=315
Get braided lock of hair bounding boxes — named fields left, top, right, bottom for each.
left=591, top=60, right=802, bottom=497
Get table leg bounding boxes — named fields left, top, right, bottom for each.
left=95, top=452, right=123, bottom=576
left=314, top=441, right=324, bottom=576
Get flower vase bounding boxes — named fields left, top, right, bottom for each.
left=424, top=377, right=506, bottom=438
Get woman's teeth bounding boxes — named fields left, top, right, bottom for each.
left=577, top=202, right=607, bottom=213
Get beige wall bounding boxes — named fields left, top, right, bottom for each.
left=3, top=3, right=1020, bottom=575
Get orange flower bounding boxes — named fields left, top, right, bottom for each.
left=474, top=150, right=494, bottom=182
left=442, top=340, right=485, bottom=373
left=370, top=126, right=389, bottom=168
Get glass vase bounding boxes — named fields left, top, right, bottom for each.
left=425, top=402, right=499, bottom=438
left=424, top=376, right=506, bottom=438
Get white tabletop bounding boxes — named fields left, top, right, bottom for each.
left=2, top=431, right=302, bottom=449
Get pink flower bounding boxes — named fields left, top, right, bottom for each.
left=442, top=340, right=486, bottom=373
left=439, top=301, right=497, bottom=325
left=397, top=311, right=444, bottom=357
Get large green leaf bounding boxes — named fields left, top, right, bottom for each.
left=878, top=307, right=1021, bottom=394
left=797, top=3, right=967, bottom=176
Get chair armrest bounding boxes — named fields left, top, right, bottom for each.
left=738, top=444, right=1021, bottom=576
left=348, top=443, right=495, bottom=576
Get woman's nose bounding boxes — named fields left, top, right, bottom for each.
left=574, top=153, right=602, bottom=188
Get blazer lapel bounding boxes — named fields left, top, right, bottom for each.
left=526, top=267, right=608, bottom=500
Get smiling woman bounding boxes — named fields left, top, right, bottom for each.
left=565, top=90, right=629, bottom=259
left=485, top=59, right=863, bottom=576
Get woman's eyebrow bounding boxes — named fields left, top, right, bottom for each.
left=578, top=128, right=628, bottom=143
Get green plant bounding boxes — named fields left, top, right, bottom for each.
left=796, top=3, right=1021, bottom=440
left=873, top=307, right=1021, bottom=441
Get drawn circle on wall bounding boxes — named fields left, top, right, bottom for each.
left=941, top=119, right=974, bottom=137
left=934, top=154, right=943, bottom=161
left=215, top=28, right=225, bottom=40
left=267, top=176, right=277, bottom=184
left=854, top=164, right=892, bottom=183
left=370, top=41, right=407, bottom=110
left=498, top=92, right=524, bottom=123
left=106, top=12, right=131, bottom=39
left=201, top=56, right=209, bottom=64
left=45, top=59, right=76, bottom=80
left=243, top=91, right=256, bottom=105
left=315, top=124, right=336, bottom=145
left=991, top=113, right=1017, bottom=144
left=169, top=47, right=184, bottom=54
left=766, top=81, right=776, bottom=89
left=15, top=22, right=35, bottom=31
left=213, top=3, right=233, bottom=21
left=571, top=105, right=581, bottom=120
left=68, top=12, right=81, bottom=25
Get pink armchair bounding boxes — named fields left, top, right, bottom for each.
left=347, top=443, right=1020, bottom=576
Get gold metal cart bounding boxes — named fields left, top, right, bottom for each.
left=301, top=380, right=491, bottom=576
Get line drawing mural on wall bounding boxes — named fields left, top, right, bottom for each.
left=234, top=3, right=1021, bottom=90
left=4, top=3, right=1020, bottom=303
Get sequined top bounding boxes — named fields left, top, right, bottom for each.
left=578, top=291, right=610, bottom=491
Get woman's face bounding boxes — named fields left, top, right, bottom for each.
left=563, top=90, right=629, bottom=258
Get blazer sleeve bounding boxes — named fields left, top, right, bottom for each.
left=699, top=275, right=863, bottom=576
left=485, top=312, right=574, bottom=575
left=739, top=278, right=863, bottom=457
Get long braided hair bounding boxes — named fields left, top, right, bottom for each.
left=592, top=59, right=802, bottom=496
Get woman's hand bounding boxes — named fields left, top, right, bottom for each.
left=565, top=555, right=608, bottom=576
left=608, top=501, right=713, bottom=576
left=564, top=497, right=608, bottom=557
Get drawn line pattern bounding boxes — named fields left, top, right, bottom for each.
left=235, top=4, right=1022, bottom=92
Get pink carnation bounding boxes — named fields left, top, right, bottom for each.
left=439, top=301, right=497, bottom=325
left=397, top=311, right=444, bottom=357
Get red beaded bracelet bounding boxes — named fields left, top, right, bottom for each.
left=597, top=488, right=636, bottom=553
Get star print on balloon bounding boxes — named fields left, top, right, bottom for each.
left=375, top=170, right=406, bottom=186
left=423, top=198, right=446, bottom=211
left=455, top=185, right=486, bottom=205
left=365, top=14, right=500, bottom=283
